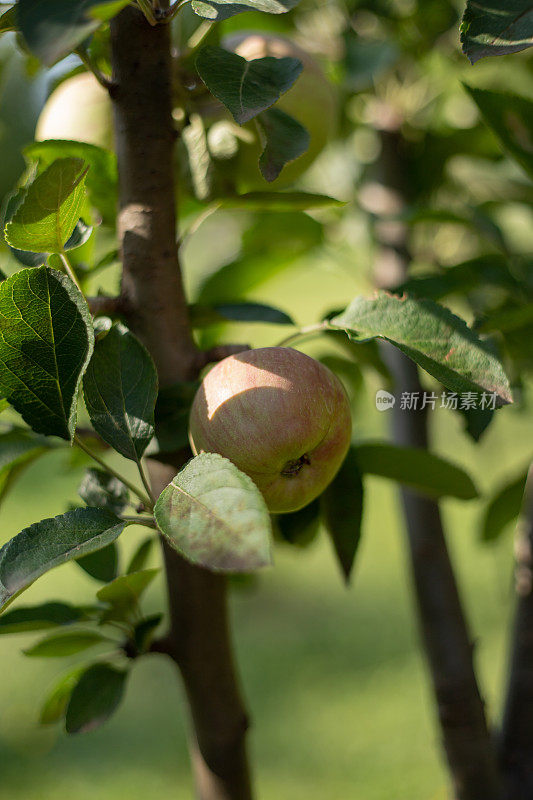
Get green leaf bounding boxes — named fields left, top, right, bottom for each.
left=17, top=0, right=130, bottom=65
left=354, top=442, right=479, bottom=500
left=396, top=255, right=523, bottom=301
left=0, top=267, right=94, bottom=440
left=0, top=428, right=57, bottom=507
left=196, top=46, right=302, bottom=124
left=461, top=0, right=533, bottom=63
left=133, top=613, right=162, bottom=653
left=75, top=542, right=118, bottom=583
left=257, top=108, right=310, bottom=182
left=154, top=453, right=272, bottom=573
left=0, top=508, right=127, bottom=611
left=0, top=602, right=85, bottom=635
left=126, top=537, right=154, bottom=574
left=5, top=158, right=88, bottom=254
left=25, top=140, right=118, bottom=225
left=330, top=293, right=513, bottom=406
left=64, top=218, right=93, bottom=251
left=148, top=381, right=199, bottom=456
left=192, top=0, right=298, bottom=20
left=464, top=86, right=533, bottom=181
left=40, top=666, right=86, bottom=725
left=2, top=188, right=48, bottom=267
left=275, top=499, right=320, bottom=547
left=218, top=192, right=343, bottom=211
left=481, top=471, right=528, bottom=542
left=24, top=629, right=110, bottom=658
left=96, top=568, right=158, bottom=609
left=189, top=302, right=293, bottom=327
left=78, top=467, right=129, bottom=514
left=83, top=323, right=158, bottom=461
left=65, top=662, right=127, bottom=734
left=0, top=7, right=17, bottom=33
left=321, top=448, right=364, bottom=583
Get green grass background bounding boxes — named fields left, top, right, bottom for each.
left=1, top=246, right=531, bottom=800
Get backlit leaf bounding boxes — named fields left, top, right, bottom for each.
left=0, top=267, right=94, bottom=440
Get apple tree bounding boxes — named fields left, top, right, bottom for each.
left=0, top=1, right=530, bottom=799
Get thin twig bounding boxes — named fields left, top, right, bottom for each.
left=120, top=515, right=158, bottom=529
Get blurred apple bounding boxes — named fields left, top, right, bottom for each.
left=36, top=72, right=113, bottom=149
left=189, top=347, right=352, bottom=513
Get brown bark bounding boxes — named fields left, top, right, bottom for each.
left=375, top=130, right=502, bottom=800
left=109, top=7, right=253, bottom=799
left=500, top=465, right=533, bottom=800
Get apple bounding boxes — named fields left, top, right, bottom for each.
left=219, top=33, right=337, bottom=191
left=36, top=72, right=113, bottom=149
left=189, top=347, right=352, bottom=513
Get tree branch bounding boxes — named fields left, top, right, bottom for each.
left=500, top=464, right=533, bottom=799
left=109, top=7, right=253, bottom=799
left=375, top=129, right=502, bottom=800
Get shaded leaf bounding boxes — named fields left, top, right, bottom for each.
left=0, top=508, right=127, bottom=611
left=126, top=538, right=154, bottom=574
left=257, top=108, right=310, bottom=182
left=275, top=499, right=320, bottom=547
left=461, top=0, right=533, bottom=63
left=330, top=293, right=512, bottom=405
left=218, top=192, right=343, bottom=211
left=5, top=158, right=88, bottom=254
left=65, top=662, right=127, bottom=734
left=0, top=602, right=85, bottom=635
left=75, top=542, right=118, bottom=583
left=190, top=301, right=293, bottom=327
left=0, top=267, right=94, bottom=440
left=481, top=471, right=528, bottom=542
left=78, top=467, right=129, bottom=514
left=64, top=218, right=93, bottom=251
left=83, top=323, right=158, bottom=461
left=40, top=666, right=86, bottom=725
left=321, top=448, right=364, bottom=583
left=0, top=7, right=17, bottom=33
left=396, top=254, right=523, bottom=301
left=18, top=0, right=130, bottom=65
left=24, top=629, right=110, bottom=657
left=465, top=86, right=533, bottom=181
left=154, top=453, right=272, bottom=572
left=354, top=441, right=479, bottom=500
left=133, top=613, right=162, bottom=652
left=196, top=46, right=302, bottom=124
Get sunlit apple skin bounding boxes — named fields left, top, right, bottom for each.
left=36, top=73, right=113, bottom=149
left=189, top=347, right=352, bottom=514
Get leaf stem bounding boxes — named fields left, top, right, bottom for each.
left=58, top=252, right=83, bottom=294
left=275, top=321, right=331, bottom=348
left=75, top=48, right=114, bottom=91
left=120, top=515, right=158, bottom=529
left=136, top=458, right=157, bottom=507
left=73, top=434, right=154, bottom=510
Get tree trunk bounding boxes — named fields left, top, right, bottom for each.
left=375, top=129, right=502, bottom=800
left=109, top=7, right=253, bottom=799
left=500, top=465, right=533, bottom=799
